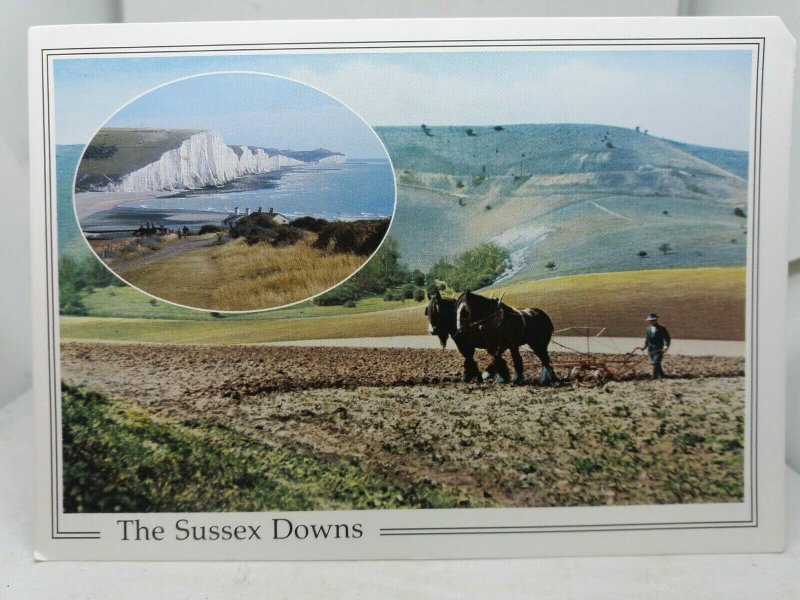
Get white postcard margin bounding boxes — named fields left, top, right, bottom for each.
left=28, top=16, right=795, bottom=560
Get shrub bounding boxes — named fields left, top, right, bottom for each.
left=83, top=144, right=117, bottom=160
left=198, top=224, right=222, bottom=235
left=734, top=207, right=746, bottom=218
left=413, top=288, right=425, bottom=302
left=313, top=281, right=360, bottom=306
left=638, top=251, right=648, bottom=257
left=545, top=261, right=556, bottom=270
left=343, top=299, right=357, bottom=308
left=58, top=253, right=122, bottom=315
left=230, top=213, right=304, bottom=247
left=312, top=219, right=390, bottom=256
left=292, top=216, right=328, bottom=233
left=59, top=283, right=87, bottom=315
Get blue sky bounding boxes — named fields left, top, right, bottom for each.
left=54, top=48, right=754, bottom=151
left=101, top=73, right=385, bottom=158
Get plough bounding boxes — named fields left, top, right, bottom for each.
left=549, top=326, right=654, bottom=380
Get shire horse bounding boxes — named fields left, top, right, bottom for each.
left=456, top=290, right=557, bottom=384
left=425, top=290, right=482, bottom=381
left=425, top=289, right=556, bottom=384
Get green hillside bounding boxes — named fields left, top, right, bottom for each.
left=375, top=124, right=748, bottom=278
left=75, top=128, right=204, bottom=191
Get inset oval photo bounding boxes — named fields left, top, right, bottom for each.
left=74, top=72, right=396, bottom=311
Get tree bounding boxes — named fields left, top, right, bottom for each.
left=465, top=128, right=477, bottom=137
left=734, top=207, right=746, bottom=218
left=658, top=243, right=672, bottom=256
left=428, top=243, right=510, bottom=292
left=421, top=124, right=434, bottom=137
left=638, top=251, right=648, bottom=258
left=413, top=288, right=425, bottom=302
left=545, top=261, right=556, bottom=270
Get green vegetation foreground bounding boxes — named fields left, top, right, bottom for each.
left=61, top=267, right=746, bottom=343
left=60, top=344, right=744, bottom=512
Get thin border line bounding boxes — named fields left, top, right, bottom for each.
left=40, top=36, right=762, bottom=540
left=43, top=50, right=101, bottom=538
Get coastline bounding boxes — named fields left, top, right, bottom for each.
left=74, top=191, right=171, bottom=221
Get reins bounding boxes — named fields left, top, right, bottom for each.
left=458, top=306, right=512, bottom=331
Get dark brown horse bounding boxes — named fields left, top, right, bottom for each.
left=454, top=290, right=556, bottom=384
left=424, top=290, right=482, bottom=381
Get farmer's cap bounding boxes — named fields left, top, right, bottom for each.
left=646, top=313, right=659, bottom=321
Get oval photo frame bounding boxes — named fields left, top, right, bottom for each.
left=73, top=71, right=397, bottom=312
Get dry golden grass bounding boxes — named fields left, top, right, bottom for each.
left=120, top=236, right=365, bottom=311
left=491, top=267, right=745, bottom=340
left=62, top=267, right=745, bottom=344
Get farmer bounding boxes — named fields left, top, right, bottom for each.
left=637, top=313, right=671, bottom=379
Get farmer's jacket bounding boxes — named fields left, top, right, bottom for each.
left=645, top=324, right=671, bottom=351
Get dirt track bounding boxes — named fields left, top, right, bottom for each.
left=60, top=343, right=745, bottom=507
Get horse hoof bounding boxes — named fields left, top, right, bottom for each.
left=495, top=375, right=507, bottom=384
left=482, top=371, right=492, bottom=381
left=510, top=374, right=523, bottom=385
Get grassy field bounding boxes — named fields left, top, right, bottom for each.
left=78, top=286, right=417, bottom=320
left=489, top=265, right=745, bottom=341
left=118, top=235, right=367, bottom=311
left=62, top=384, right=470, bottom=512
left=61, top=348, right=744, bottom=509
left=61, top=266, right=745, bottom=343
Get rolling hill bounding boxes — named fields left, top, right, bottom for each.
left=374, top=124, right=748, bottom=282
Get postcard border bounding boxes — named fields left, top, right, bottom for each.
left=36, top=32, right=768, bottom=545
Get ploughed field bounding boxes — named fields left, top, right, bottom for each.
left=61, top=343, right=745, bottom=510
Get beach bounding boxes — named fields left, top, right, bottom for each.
left=74, top=191, right=168, bottom=220
left=74, top=191, right=230, bottom=227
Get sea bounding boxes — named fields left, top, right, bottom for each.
left=139, top=159, right=397, bottom=222
left=58, top=144, right=395, bottom=240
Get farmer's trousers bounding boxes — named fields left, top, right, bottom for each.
left=649, top=349, right=665, bottom=379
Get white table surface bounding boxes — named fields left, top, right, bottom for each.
left=2, top=390, right=798, bottom=600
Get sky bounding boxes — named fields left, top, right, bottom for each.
left=101, top=72, right=385, bottom=158
left=54, top=48, right=754, bottom=151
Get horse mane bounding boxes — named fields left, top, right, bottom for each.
left=460, top=290, right=512, bottom=314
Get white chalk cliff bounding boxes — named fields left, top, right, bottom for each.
left=111, top=130, right=343, bottom=193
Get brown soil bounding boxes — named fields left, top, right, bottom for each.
left=60, top=343, right=745, bottom=507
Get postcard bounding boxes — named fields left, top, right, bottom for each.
left=29, top=17, right=794, bottom=560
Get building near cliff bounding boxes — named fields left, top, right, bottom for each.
left=223, top=207, right=290, bottom=228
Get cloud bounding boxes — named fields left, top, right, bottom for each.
left=284, top=52, right=752, bottom=149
